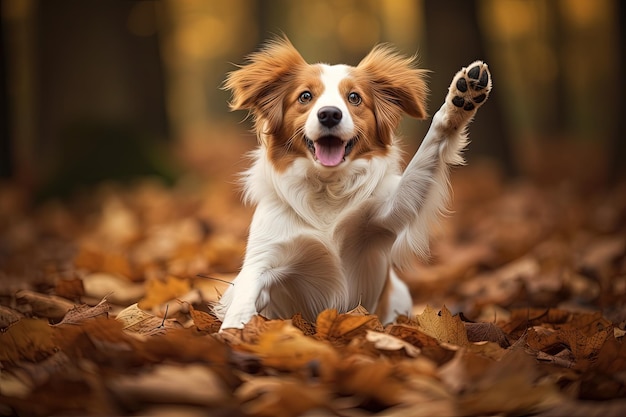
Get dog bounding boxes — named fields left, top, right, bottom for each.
left=215, top=37, right=491, bottom=330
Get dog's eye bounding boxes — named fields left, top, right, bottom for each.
left=347, top=92, right=362, bottom=105
left=298, top=91, right=313, bottom=104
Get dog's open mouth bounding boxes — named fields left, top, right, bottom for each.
left=305, top=136, right=356, bottom=167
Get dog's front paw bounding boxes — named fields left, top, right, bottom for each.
left=448, top=61, right=491, bottom=113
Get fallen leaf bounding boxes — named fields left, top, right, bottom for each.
left=558, top=326, right=612, bottom=369
left=290, top=312, right=315, bottom=336
left=74, top=242, right=139, bottom=280
left=138, top=276, right=191, bottom=310
left=54, top=298, right=111, bottom=325
left=115, top=303, right=182, bottom=335
left=593, top=333, right=626, bottom=373
left=236, top=377, right=331, bottom=417
left=0, top=318, right=56, bottom=362
left=82, top=272, right=145, bottom=305
left=188, top=304, right=221, bottom=333
left=239, top=322, right=338, bottom=373
left=0, top=305, right=23, bottom=328
left=15, top=290, right=74, bottom=320
left=417, top=305, right=469, bottom=347
left=465, top=322, right=510, bottom=347
left=387, top=324, right=455, bottom=365
left=365, top=330, right=421, bottom=357
left=315, top=309, right=383, bottom=344
left=54, top=278, right=84, bottom=300
left=502, top=308, right=571, bottom=334
left=455, top=349, right=562, bottom=415
left=54, top=316, right=139, bottom=365
left=567, top=311, right=612, bottom=336
left=335, top=356, right=408, bottom=408
left=110, top=363, right=228, bottom=407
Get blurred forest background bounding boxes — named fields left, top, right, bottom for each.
left=0, top=0, right=624, bottom=199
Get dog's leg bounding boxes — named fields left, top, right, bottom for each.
left=216, top=236, right=346, bottom=330
left=215, top=268, right=266, bottom=330
left=384, top=61, right=492, bottom=267
left=375, top=269, right=413, bottom=322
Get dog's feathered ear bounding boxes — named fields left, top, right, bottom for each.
left=357, top=45, right=429, bottom=140
left=223, top=37, right=306, bottom=135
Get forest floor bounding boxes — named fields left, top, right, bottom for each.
left=0, top=155, right=625, bottom=416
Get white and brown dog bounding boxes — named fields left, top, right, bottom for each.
left=215, top=37, right=491, bottom=330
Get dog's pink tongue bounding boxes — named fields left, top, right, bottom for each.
left=314, top=138, right=344, bottom=167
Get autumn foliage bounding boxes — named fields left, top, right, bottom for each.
left=1, top=165, right=625, bottom=416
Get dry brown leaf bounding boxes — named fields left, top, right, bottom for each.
left=455, top=349, right=562, bottom=415
left=365, top=330, right=421, bottom=357
left=465, top=322, right=510, bottom=347
left=241, top=315, right=285, bottom=344
left=335, top=356, right=409, bottom=408
left=137, top=328, right=233, bottom=373
left=417, top=305, right=469, bottom=347
left=0, top=305, right=23, bottom=328
left=527, top=326, right=561, bottom=352
left=558, top=326, right=612, bottom=368
left=53, top=316, right=139, bottom=364
left=188, top=305, right=221, bottom=333
left=54, top=278, right=85, bottom=300
left=110, top=363, right=228, bottom=407
left=236, top=377, right=331, bottom=417
left=54, top=298, right=111, bottom=325
left=536, top=398, right=626, bottom=417
left=0, top=318, right=56, bottom=362
left=567, top=311, right=612, bottom=336
left=239, top=322, right=338, bottom=373
left=115, top=303, right=182, bottom=335
left=438, top=348, right=494, bottom=394
left=290, top=312, right=315, bottom=336
left=315, top=309, right=383, bottom=343
left=314, top=308, right=338, bottom=340
left=536, top=350, right=575, bottom=368
left=502, top=308, right=571, bottom=334
left=387, top=324, right=455, bottom=365
left=15, top=290, right=75, bottom=320
left=138, top=276, right=191, bottom=310
left=82, top=272, right=145, bottom=305
left=74, top=243, right=139, bottom=280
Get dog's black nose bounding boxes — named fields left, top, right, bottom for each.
left=318, top=106, right=342, bottom=128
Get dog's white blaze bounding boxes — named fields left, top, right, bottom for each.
left=303, top=64, right=355, bottom=141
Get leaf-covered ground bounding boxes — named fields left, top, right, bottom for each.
left=1, top=163, right=625, bottom=416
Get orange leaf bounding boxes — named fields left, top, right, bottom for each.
left=240, top=322, right=338, bottom=373
left=315, top=309, right=383, bottom=343
left=416, top=305, right=469, bottom=347
left=236, top=377, right=331, bottom=417
left=138, top=276, right=190, bottom=310
left=0, top=318, right=56, bottom=362
left=189, top=305, right=221, bottom=333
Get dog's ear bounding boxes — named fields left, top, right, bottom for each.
left=357, top=45, right=429, bottom=140
left=224, top=37, right=306, bottom=134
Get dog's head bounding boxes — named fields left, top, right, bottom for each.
left=224, top=37, right=428, bottom=171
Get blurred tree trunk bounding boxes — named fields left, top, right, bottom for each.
left=423, top=0, right=515, bottom=176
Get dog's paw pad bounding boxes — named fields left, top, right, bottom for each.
left=448, top=61, right=491, bottom=113
left=455, top=77, right=468, bottom=93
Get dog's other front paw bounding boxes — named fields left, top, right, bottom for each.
left=448, top=61, right=491, bottom=113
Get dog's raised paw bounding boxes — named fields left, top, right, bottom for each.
left=449, top=61, right=491, bottom=112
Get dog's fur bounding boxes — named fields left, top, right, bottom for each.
left=215, top=37, right=491, bottom=330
